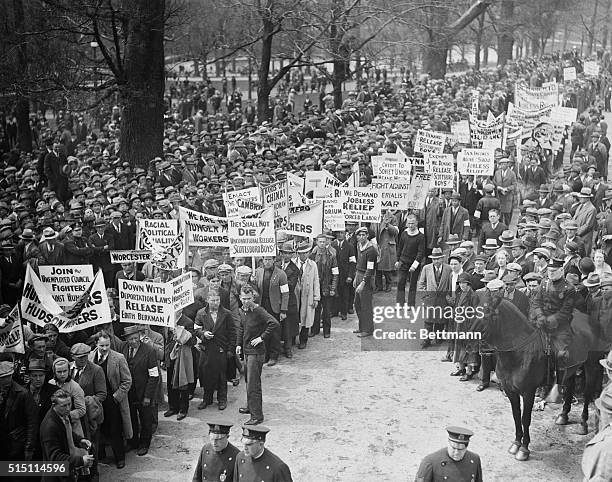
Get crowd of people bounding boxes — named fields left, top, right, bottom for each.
left=1, top=48, right=612, bottom=480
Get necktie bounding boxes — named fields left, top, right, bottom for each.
left=129, top=347, right=135, bottom=360
left=63, top=416, right=77, bottom=456
left=299, top=263, right=304, bottom=277
left=72, top=367, right=81, bottom=381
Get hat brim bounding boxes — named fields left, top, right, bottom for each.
left=429, top=253, right=444, bottom=259
left=44, top=233, right=58, bottom=240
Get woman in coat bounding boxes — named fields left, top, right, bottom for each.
left=451, top=273, right=480, bottom=381
left=89, top=332, right=133, bottom=468
left=295, top=243, right=320, bottom=349
left=49, top=358, right=86, bottom=438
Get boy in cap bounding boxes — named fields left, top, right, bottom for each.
left=415, top=426, right=482, bottom=482
left=234, top=425, right=293, bottom=482
left=192, top=419, right=239, bottom=482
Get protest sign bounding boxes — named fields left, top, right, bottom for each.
left=514, top=83, right=559, bottom=109
left=405, top=173, right=432, bottom=210
left=323, top=199, right=345, bottom=232
left=139, top=226, right=186, bottom=270
left=136, top=219, right=178, bottom=250
left=563, top=67, right=576, bottom=81
left=110, top=250, right=152, bottom=264
left=178, top=206, right=229, bottom=248
left=457, top=148, right=495, bottom=176
left=0, top=305, right=25, bottom=354
left=408, top=157, right=431, bottom=175
left=426, top=153, right=455, bottom=189
left=342, top=187, right=381, bottom=223
left=236, top=197, right=264, bottom=216
left=261, top=180, right=289, bottom=229
left=371, top=153, right=411, bottom=179
left=469, top=113, right=504, bottom=149
left=287, top=171, right=305, bottom=191
left=39, top=265, right=95, bottom=309
left=413, top=130, right=446, bottom=154
left=170, top=272, right=194, bottom=312
left=283, top=201, right=324, bottom=238
left=451, top=120, right=471, bottom=144
left=371, top=178, right=412, bottom=210
left=119, top=278, right=174, bottom=327
left=305, top=170, right=341, bottom=199
left=471, top=90, right=480, bottom=117
left=549, top=106, right=578, bottom=126
left=228, top=208, right=276, bottom=257
left=584, top=61, right=600, bottom=76
left=22, top=265, right=111, bottom=333
left=223, top=187, right=261, bottom=218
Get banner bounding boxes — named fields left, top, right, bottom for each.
left=451, top=120, right=471, bottom=144
left=469, top=113, right=504, bottom=149
left=170, top=272, right=194, bottom=312
left=342, top=187, right=381, bottom=223
left=283, top=201, right=324, bottom=238
left=323, top=199, right=345, bottom=232
left=405, top=173, right=432, bottom=210
left=514, top=83, right=559, bottom=110
left=371, top=178, right=412, bottom=210
left=138, top=224, right=186, bottom=270
left=504, top=102, right=553, bottom=147
left=584, top=61, right=600, bottom=76
left=414, top=130, right=446, bottom=154
left=118, top=278, right=174, bottom=328
left=223, top=187, right=261, bottom=218
left=39, top=265, right=95, bottom=309
left=563, top=67, right=576, bottom=81
left=110, top=250, right=152, bottom=264
left=136, top=219, right=178, bottom=250
left=0, top=305, right=25, bottom=354
left=371, top=153, right=411, bottom=179
left=457, top=148, right=495, bottom=176
left=21, top=265, right=111, bottom=333
left=261, top=180, right=289, bottom=229
left=178, top=206, right=229, bottom=248
left=550, top=106, right=578, bottom=126
left=228, top=208, right=276, bottom=257
left=426, top=153, right=455, bottom=188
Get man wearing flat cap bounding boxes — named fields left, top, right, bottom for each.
left=415, top=426, right=482, bottom=482
left=233, top=425, right=293, bottom=482
left=192, top=419, right=239, bottom=482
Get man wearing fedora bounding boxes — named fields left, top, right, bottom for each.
left=573, top=187, right=598, bottom=256
left=120, top=325, right=159, bottom=456
left=17, top=228, right=39, bottom=270
left=89, top=218, right=115, bottom=288
left=278, top=241, right=301, bottom=355
left=493, top=157, right=518, bottom=227
left=415, top=426, right=483, bottom=481
left=438, top=192, right=470, bottom=249
left=417, top=247, right=451, bottom=348
left=38, top=227, right=65, bottom=266
left=582, top=385, right=612, bottom=480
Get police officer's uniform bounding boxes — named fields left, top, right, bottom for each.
left=233, top=425, right=293, bottom=482
left=192, top=421, right=240, bottom=482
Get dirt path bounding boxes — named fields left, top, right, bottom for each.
left=100, top=290, right=586, bottom=481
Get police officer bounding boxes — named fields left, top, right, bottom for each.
left=529, top=257, right=575, bottom=363
left=354, top=226, right=377, bottom=337
left=192, top=420, right=239, bottom=482
left=415, top=426, right=483, bottom=482
left=233, top=425, right=293, bottom=482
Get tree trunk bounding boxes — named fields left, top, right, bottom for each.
left=474, top=40, right=481, bottom=71
left=13, top=0, right=32, bottom=152
left=474, top=10, right=484, bottom=71
left=332, top=60, right=345, bottom=108
left=531, top=37, right=539, bottom=57
left=562, top=23, right=568, bottom=51
left=588, top=0, right=600, bottom=55
left=602, top=0, right=612, bottom=50
left=482, top=43, right=488, bottom=66
left=256, top=8, right=275, bottom=123
left=497, top=0, right=514, bottom=66
left=422, top=42, right=448, bottom=79
left=119, top=0, right=165, bottom=168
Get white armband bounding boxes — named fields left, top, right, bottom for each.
left=474, top=210, right=481, bottom=219
left=419, top=227, right=424, bottom=234
left=279, top=284, right=289, bottom=293
left=349, top=256, right=357, bottom=263
left=331, top=267, right=339, bottom=275
left=367, top=261, right=375, bottom=270
left=463, top=219, right=471, bottom=227
left=148, top=366, right=159, bottom=377
left=410, top=260, right=420, bottom=270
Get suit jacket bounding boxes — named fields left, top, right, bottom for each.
left=556, top=235, right=586, bottom=258
left=459, top=181, right=482, bottom=215
left=331, top=239, right=356, bottom=282
left=40, top=409, right=85, bottom=482
left=493, top=168, right=517, bottom=213
left=417, top=263, right=452, bottom=298
left=254, top=266, right=289, bottom=314
left=63, top=235, right=92, bottom=265
left=478, top=221, right=508, bottom=251
left=194, top=306, right=236, bottom=353
left=522, top=166, right=547, bottom=190
left=573, top=201, right=597, bottom=254
left=280, top=261, right=300, bottom=311
left=120, top=342, right=159, bottom=404
left=0, top=381, right=37, bottom=460
left=38, top=241, right=65, bottom=266
left=89, top=349, right=133, bottom=439
left=592, top=183, right=607, bottom=210
left=419, top=196, right=443, bottom=249
left=439, top=205, right=470, bottom=242
left=88, top=231, right=114, bottom=271
left=74, top=361, right=107, bottom=402
left=105, top=222, right=133, bottom=251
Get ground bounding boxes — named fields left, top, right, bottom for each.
left=100, top=290, right=585, bottom=482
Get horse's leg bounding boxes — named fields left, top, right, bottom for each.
left=516, top=389, right=536, bottom=461
left=579, top=358, right=604, bottom=435
left=507, top=390, right=523, bottom=456
left=556, top=370, right=574, bottom=425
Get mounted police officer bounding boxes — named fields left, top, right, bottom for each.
left=529, top=257, right=575, bottom=364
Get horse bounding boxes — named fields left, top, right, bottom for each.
left=472, top=291, right=596, bottom=461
